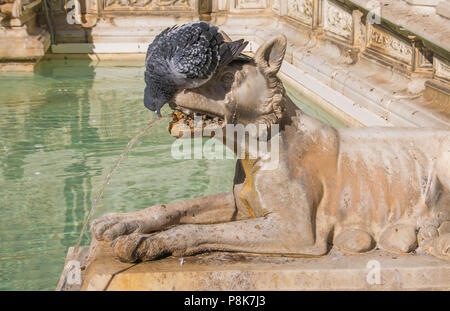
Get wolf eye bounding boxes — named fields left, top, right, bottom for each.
left=221, top=72, right=234, bottom=85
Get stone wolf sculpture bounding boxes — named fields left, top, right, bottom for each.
left=91, top=35, right=450, bottom=262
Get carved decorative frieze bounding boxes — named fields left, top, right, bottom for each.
left=323, top=0, right=353, bottom=41
left=235, top=0, right=267, bottom=9
left=287, top=0, right=313, bottom=26
left=103, top=0, right=195, bottom=11
left=434, top=57, right=450, bottom=82
left=367, top=26, right=413, bottom=65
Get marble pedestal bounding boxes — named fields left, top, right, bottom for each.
left=57, top=241, right=450, bottom=291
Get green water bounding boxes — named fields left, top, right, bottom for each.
left=0, top=59, right=345, bottom=291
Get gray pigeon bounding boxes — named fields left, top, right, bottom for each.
left=144, top=21, right=249, bottom=116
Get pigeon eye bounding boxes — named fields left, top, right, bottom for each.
left=221, top=72, right=234, bottom=85
left=148, top=64, right=155, bottom=72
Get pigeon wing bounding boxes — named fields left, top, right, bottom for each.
left=170, top=22, right=221, bottom=87
left=145, top=25, right=178, bottom=64
left=144, top=25, right=180, bottom=85
left=146, top=22, right=249, bottom=90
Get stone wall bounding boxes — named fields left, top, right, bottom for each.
left=208, top=0, right=450, bottom=127
left=42, top=0, right=450, bottom=84
left=210, top=0, right=449, bottom=82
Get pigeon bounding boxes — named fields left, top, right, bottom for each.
left=144, top=21, right=249, bottom=116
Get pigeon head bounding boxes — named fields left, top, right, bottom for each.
left=143, top=73, right=176, bottom=117
left=144, top=85, right=168, bottom=117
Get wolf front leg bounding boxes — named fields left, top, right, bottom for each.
left=111, top=214, right=330, bottom=262
left=90, top=192, right=246, bottom=242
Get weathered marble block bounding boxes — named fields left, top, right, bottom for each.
left=57, top=241, right=450, bottom=291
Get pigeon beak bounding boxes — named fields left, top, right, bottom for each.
left=144, top=101, right=162, bottom=118
left=144, top=99, right=162, bottom=117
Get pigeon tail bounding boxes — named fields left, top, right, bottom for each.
left=230, top=39, right=249, bottom=58
left=219, top=39, right=249, bottom=68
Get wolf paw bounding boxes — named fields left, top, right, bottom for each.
left=90, top=212, right=146, bottom=242
left=111, top=232, right=173, bottom=263
left=334, top=229, right=375, bottom=253
left=379, top=224, right=418, bottom=253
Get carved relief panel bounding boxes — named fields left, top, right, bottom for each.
left=434, top=57, right=450, bottom=82
left=103, top=0, right=196, bottom=11
left=323, top=0, right=353, bottom=42
left=367, top=25, right=413, bottom=66
left=235, top=0, right=267, bottom=9
left=287, top=0, right=314, bottom=26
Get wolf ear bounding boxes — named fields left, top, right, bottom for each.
left=254, top=35, right=287, bottom=76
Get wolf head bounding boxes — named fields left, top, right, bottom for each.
left=168, top=35, right=288, bottom=138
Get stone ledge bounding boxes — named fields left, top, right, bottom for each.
left=222, top=22, right=450, bottom=128
left=404, top=0, right=440, bottom=6
left=349, top=0, right=450, bottom=53
left=66, top=241, right=450, bottom=291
